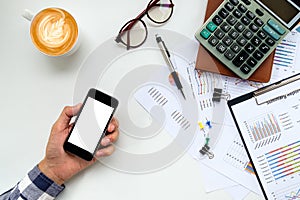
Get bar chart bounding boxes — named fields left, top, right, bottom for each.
left=273, top=38, right=297, bottom=68
left=248, top=113, right=281, bottom=142
left=265, top=140, right=300, bottom=182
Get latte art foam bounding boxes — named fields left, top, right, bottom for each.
left=30, top=8, right=78, bottom=56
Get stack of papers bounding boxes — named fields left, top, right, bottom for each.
left=134, top=23, right=300, bottom=199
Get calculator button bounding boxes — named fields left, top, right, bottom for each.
left=215, top=29, right=225, bottom=39
left=241, top=16, right=251, bottom=25
left=256, top=9, right=264, bottom=16
left=229, top=0, right=239, bottom=6
left=216, top=43, right=227, bottom=53
left=227, top=15, right=237, bottom=26
left=225, top=2, right=235, bottom=11
left=206, top=22, right=217, bottom=32
left=229, top=29, right=239, bottom=39
left=254, top=18, right=264, bottom=27
left=266, top=37, right=275, bottom=46
left=249, top=23, right=259, bottom=32
left=200, top=29, right=211, bottom=39
left=259, top=43, right=270, bottom=53
left=253, top=50, right=263, bottom=60
left=212, top=15, right=223, bottom=26
left=237, top=36, right=247, bottom=46
left=251, top=36, right=262, bottom=46
left=233, top=9, right=242, bottom=18
left=233, top=50, right=249, bottom=66
left=238, top=4, right=247, bottom=13
left=231, top=43, right=241, bottom=53
left=268, top=19, right=286, bottom=35
left=225, top=49, right=236, bottom=60
left=240, top=64, right=251, bottom=74
left=263, top=25, right=280, bottom=40
left=223, top=36, right=233, bottom=46
left=241, top=0, right=251, bottom=5
left=257, top=31, right=267, bottom=39
left=247, top=57, right=257, bottom=67
left=245, top=43, right=255, bottom=53
left=246, top=11, right=256, bottom=20
left=235, top=22, right=245, bottom=32
left=219, top=8, right=229, bottom=19
left=208, top=36, right=219, bottom=46
left=221, top=22, right=231, bottom=32
left=243, top=29, right=253, bottom=39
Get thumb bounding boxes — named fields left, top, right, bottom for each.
left=57, top=104, right=82, bottom=128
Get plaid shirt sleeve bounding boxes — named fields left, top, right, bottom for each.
left=0, top=165, right=65, bottom=200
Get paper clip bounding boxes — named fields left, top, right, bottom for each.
left=199, top=144, right=214, bottom=159
left=198, top=89, right=226, bottom=160
left=212, top=88, right=231, bottom=102
left=199, top=118, right=214, bottom=159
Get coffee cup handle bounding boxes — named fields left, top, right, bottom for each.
left=22, top=9, right=34, bottom=21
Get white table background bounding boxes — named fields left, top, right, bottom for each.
left=0, top=0, right=262, bottom=199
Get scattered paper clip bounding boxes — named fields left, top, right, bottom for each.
left=198, top=118, right=215, bottom=159
left=199, top=144, right=214, bottom=159
left=212, top=88, right=231, bottom=102
left=198, top=86, right=227, bottom=160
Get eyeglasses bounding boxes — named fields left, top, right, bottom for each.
left=115, top=0, right=174, bottom=50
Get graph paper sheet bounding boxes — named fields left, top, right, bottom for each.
left=228, top=73, right=300, bottom=200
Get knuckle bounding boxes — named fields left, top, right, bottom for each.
left=106, top=146, right=115, bottom=156
left=109, top=131, right=119, bottom=143
left=63, top=106, right=71, bottom=112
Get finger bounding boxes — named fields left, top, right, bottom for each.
left=95, top=145, right=115, bottom=158
left=112, top=118, right=119, bottom=127
left=68, top=122, right=75, bottom=133
left=100, top=136, right=111, bottom=147
left=107, top=118, right=119, bottom=132
left=107, top=127, right=119, bottom=143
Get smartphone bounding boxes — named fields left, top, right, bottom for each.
left=63, top=88, right=119, bottom=161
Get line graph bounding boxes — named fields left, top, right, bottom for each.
left=273, top=184, right=300, bottom=200
left=285, top=189, right=300, bottom=200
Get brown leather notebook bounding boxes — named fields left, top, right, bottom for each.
left=195, top=0, right=274, bottom=82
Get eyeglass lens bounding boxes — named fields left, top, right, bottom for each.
left=147, top=0, right=174, bottom=23
left=116, top=0, right=174, bottom=49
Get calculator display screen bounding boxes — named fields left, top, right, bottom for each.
left=259, top=0, right=299, bottom=24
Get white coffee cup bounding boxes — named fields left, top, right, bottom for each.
left=23, top=7, right=80, bottom=57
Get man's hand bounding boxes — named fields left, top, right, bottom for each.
left=38, top=104, right=119, bottom=185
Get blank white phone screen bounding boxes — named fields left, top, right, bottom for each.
left=68, top=97, right=114, bottom=153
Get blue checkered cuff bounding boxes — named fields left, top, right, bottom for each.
left=4, top=165, right=65, bottom=200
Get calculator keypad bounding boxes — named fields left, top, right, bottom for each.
left=195, top=0, right=289, bottom=79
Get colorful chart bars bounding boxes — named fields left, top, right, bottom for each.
left=249, top=113, right=281, bottom=142
left=265, top=140, right=300, bottom=181
left=273, top=39, right=297, bottom=68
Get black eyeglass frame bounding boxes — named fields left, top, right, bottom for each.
left=115, top=0, right=174, bottom=50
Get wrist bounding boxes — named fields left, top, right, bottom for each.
left=38, top=159, right=65, bottom=185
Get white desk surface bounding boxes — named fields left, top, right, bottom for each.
left=0, top=0, right=263, bottom=199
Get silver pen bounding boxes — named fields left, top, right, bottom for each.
left=155, top=34, right=186, bottom=100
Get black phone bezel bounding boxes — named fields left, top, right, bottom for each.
left=63, top=88, right=118, bottom=161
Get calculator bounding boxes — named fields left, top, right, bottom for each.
left=195, top=0, right=300, bottom=79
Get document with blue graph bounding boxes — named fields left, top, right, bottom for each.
left=228, top=73, right=300, bottom=200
